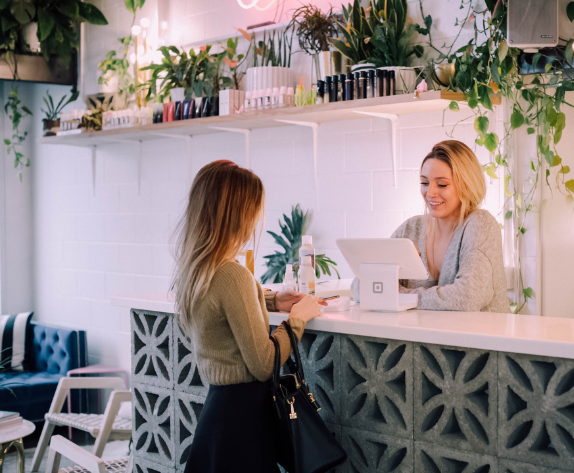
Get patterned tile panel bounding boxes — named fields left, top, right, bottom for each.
left=414, top=441, right=498, bottom=472
left=497, top=352, right=574, bottom=471
left=498, top=458, right=573, bottom=473
left=174, top=391, right=205, bottom=469
left=297, top=330, right=341, bottom=424
left=132, top=310, right=173, bottom=389
left=342, top=426, right=413, bottom=472
left=173, top=317, right=209, bottom=398
left=132, top=456, right=166, bottom=473
left=414, top=343, right=498, bottom=455
left=340, top=335, right=413, bottom=439
left=132, top=384, right=175, bottom=468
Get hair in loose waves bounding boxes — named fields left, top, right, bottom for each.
left=421, top=140, right=486, bottom=227
left=171, top=160, right=265, bottom=335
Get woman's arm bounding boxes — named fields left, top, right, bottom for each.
left=401, top=248, right=494, bottom=311
left=220, top=267, right=305, bottom=382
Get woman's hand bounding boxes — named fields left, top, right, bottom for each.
left=288, top=295, right=325, bottom=322
left=275, top=289, right=327, bottom=312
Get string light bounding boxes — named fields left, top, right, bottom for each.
left=237, top=0, right=276, bottom=11
left=131, top=25, right=141, bottom=36
left=140, top=17, right=150, bottom=28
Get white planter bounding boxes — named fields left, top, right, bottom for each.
left=351, top=63, right=376, bottom=72
left=378, top=66, right=419, bottom=94
left=22, top=23, right=40, bottom=53
left=170, top=87, right=185, bottom=102
left=99, top=72, right=119, bottom=93
left=246, top=66, right=293, bottom=93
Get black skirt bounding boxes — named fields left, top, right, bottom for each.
left=184, top=380, right=281, bottom=473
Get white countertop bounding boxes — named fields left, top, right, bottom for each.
left=112, top=290, right=574, bottom=359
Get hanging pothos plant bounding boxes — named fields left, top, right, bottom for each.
left=421, top=0, right=574, bottom=313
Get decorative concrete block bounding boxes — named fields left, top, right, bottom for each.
left=132, top=456, right=166, bottom=473
left=173, top=317, right=209, bottom=398
left=174, top=391, right=206, bottom=469
left=297, top=330, right=341, bottom=424
left=342, top=425, right=413, bottom=472
left=497, top=352, right=574, bottom=471
left=340, top=335, right=413, bottom=439
left=414, top=441, right=498, bottom=472
left=413, top=343, right=498, bottom=455
left=132, top=384, right=175, bottom=468
left=132, top=310, right=173, bottom=389
left=499, top=458, right=573, bottom=473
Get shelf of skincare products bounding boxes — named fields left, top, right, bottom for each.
left=39, top=91, right=500, bottom=148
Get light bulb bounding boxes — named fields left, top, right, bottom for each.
left=130, top=53, right=137, bottom=64
left=140, top=17, right=150, bottom=28
left=131, top=25, right=141, bottom=36
left=161, top=21, right=168, bottom=30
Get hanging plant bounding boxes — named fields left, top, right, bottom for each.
left=4, top=88, right=32, bottom=182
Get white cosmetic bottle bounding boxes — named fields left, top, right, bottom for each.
left=298, top=255, right=315, bottom=295
left=299, top=235, right=315, bottom=269
left=283, top=264, right=297, bottom=291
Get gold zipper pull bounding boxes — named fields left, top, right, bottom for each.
left=287, top=397, right=297, bottom=420
left=309, top=392, right=321, bottom=411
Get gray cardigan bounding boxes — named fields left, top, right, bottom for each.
left=351, top=210, right=510, bottom=313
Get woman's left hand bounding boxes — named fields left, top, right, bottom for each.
left=275, top=289, right=328, bottom=312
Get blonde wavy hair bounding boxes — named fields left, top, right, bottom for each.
left=171, top=160, right=264, bottom=334
left=421, top=140, right=486, bottom=226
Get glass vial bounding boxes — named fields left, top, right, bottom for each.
left=317, top=80, right=325, bottom=104
left=339, top=73, right=346, bottom=101
left=376, top=69, right=384, bottom=97
left=354, top=71, right=362, bottom=99
left=325, top=76, right=332, bottom=104
left=389, top=70, right=396, bottom=96
left=360, top=71, right=368, bottom=99
left=383, top=70, right=390, bottom=97
left=368, top=70, right=376, bottom=99
left=331, top=75, right=339, bottom=103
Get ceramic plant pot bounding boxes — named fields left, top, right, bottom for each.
left=245, top=66, right=293, bottom=93
left=378, top=66, right=420, bottom=94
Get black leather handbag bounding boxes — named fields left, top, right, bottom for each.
left=269, top=321, right=347, bottom=473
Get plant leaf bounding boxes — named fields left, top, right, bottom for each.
left=474, top=116, right=489, bottom=137
left=568, top=2, right=574, bottom=22
left=566, top=180, right=574, bottom=193
left=498, top=40, right=508, bottom=61
left=484, top=132, right=499, bottom=153
left=449, top=101, right=459, bottom=111
left=10, top=0, right=35, bottom=24
left=125, top=0, right=135, bottom=14
left=510, top=110, right=524, bottom=129
left=78, top=2, right=108, bottom=25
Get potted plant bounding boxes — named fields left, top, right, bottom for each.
left=240, top=28, right=294, bottom=93
left=287, top=4, right=340, bottom=82
left=365, top=0, right=429, bottom=93
left=97, top=36, right=135, bottom=108
left=41, top=89, right=80, bottom=136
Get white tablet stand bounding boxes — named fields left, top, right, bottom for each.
left=337, top=238, right=429, bottom=312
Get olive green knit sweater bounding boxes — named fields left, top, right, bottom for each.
left=184, top=261, right=306, bottom=385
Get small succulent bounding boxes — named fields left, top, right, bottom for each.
left=261, top=204, right=340, bottom=284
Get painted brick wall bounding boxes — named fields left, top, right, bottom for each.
left=28, top=0, right=511, bottom=371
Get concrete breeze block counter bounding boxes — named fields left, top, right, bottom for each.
left=113, top=292, right=574, bottom=473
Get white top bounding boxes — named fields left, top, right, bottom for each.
left=112, top=290, right=574, bottom=360
left=0, top=420, right=35, bottom=443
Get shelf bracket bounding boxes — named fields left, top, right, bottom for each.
left=91, top=146, right=97, bottom=196
left=209, top=127, right=250, bottom=167
left=353, top=111, right=399, bottom=188
left=274, top=119, right=320, bottom=209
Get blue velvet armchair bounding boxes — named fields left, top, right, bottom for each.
left=0, top=323, right=88, bottom=421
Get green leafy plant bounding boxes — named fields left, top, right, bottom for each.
left=240, top=28, right=293, bottom=68
left=426, top=0, right=574, bottom=313
left=41, top=89, right=79, bottom=121
left=98, top=36, right=135, bottom=98
left=4, top=88, right=32, bottom=182
left=261, top=205, right=340, bottom=284
left=287, top=4, right=339, bottom=55
left=224, top=36, right=250, bottom=90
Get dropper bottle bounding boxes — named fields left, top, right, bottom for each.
left=283, top=264, right=297, bottom=291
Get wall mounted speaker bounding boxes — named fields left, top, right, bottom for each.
left=508, top=0, right=559, bottom=51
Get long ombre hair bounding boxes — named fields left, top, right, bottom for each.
left=421, top=140, right=486, bottom=226
left=172, top=160, right=264, bottom=334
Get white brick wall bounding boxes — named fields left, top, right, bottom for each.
left=25, top=0, right=516, bottom=371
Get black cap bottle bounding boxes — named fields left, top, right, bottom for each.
left=389, top=70, right=396, bottom=96
left=332, top=75, right=339, bottom=102
left=325, top=76, right=332, bottom=104
left=338, top=73, right=346, bottom=101
left=345, top=72, right=354, bottom=101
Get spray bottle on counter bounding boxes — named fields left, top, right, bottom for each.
left=299, top=235, right=315, bottom=269
left=298, top=255, right=315, bottom=295
left=283, top=264, right=297, bottom=291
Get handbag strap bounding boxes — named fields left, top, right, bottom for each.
left=270, top=334, right=281, bottom=397
left=281, top=320, right=307, bottom=386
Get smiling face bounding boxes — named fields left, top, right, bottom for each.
left=420, top=158, right=461, bottom=222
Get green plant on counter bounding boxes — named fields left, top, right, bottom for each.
left=261, top=204, right=340, bottom=284
left=81, top=109, right=103, bottom=131
left=98, top=36, right=135, bottom=98
left=423, top=0, right=574, bottom=313
left=225, top=36, right=250, bottom=90
left=41, top=89, right=79, bottom=121
left=240, top=27, right=293, bottom=68
left=4, top=88, right=32, bottom=182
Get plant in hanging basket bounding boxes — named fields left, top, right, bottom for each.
left=288, top=4, right=340, bottom=55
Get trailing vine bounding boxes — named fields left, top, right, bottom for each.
left=4, top=88, right=32, bottom=182
left=421, top=0, right=574, bottom=313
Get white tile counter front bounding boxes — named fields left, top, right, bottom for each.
left=112, top=290, right=574, bottom=360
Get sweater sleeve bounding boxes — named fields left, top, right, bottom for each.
left=264, top=291, right=277, bottom=312
left=401, top=247, right=494, bottom=311
left=218, top=266, right=305, bottom=382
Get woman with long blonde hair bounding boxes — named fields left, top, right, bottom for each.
left=352, top=140, right=509, bottom=312
left=173, top=160, right=325, bottom=472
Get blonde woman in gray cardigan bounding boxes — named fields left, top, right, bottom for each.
left=352, top=140, right=510, bottom=313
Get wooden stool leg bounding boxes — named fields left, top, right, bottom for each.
left=31, top=421, right=56, bottom=472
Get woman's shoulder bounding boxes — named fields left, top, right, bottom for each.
left=392, top=214, right=425, bottom=238
left=212, top=261, right=256, bottom=290
left=460, top=209, right=502, bottom=249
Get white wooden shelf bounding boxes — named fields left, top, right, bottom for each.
left=38, top=91, right=493, bottom=148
